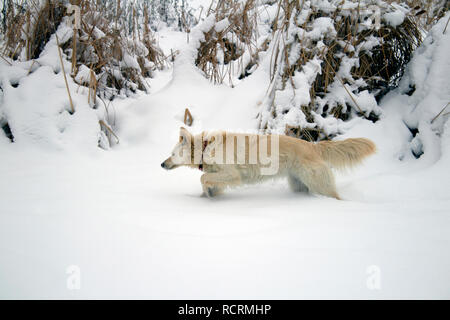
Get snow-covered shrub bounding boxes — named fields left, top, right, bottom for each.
left=1, top=0, right=167, bottom=100
left=257, top=0, right=423, bottom=141
left=193, top=0, right=261, bottom=84
left=189, top=0, right=424, bottom=141
left=0, top=49, right=111, bottom=150
left=382, top=12, right=450, bottom=161
left=68, top=0, right=167, bottom=99
left=1, top=0, right=66, bottom=61
left=0, top=0, right=171, bottom=149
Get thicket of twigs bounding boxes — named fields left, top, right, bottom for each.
left=194, top=0, right=260, bottom=84
left=402, top=0, right=449, bottom=29
left=263, top=0, right=423, bottom=141
left=0, top=0, right=173, bottom=100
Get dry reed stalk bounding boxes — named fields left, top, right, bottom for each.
left=26, top=10, right=30, bottom=60
left=71, top=28, right=77, bottom=75
left=336, top=76, right=364, bottom=115
left=88, top=67, right=97, bottom=107
left=27, top=59, right=38, bottom=74
left=444, top=15, right=450, bottom=34
left=431, top=102, right=450, bottom=124
left=0, top=54, right=12, bottom=66
left=99, top=120, right=119, bottom=144
left=55, top=34, right=75, bottom=114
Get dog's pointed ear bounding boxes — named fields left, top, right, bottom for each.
left=179, top=127, right=191, bottom=145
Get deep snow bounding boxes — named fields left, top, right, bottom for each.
left=0, top=9, right=449, bottom=299
left=1, top=101, right=450, bottom=298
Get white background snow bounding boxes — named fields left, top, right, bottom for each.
left=0, top=3, right=449, bottom=299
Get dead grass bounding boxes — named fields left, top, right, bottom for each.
left=195, top=0, right=259, bottom=85
left=262, top=0, right=424, bottom=141
left=1, top=0, right=167, bottom=101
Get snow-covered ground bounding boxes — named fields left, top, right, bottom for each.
left=1, top=10, right=449, bottom=299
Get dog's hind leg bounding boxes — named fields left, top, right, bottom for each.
left=200, top=170, right=241, bottom=197
left=291, top=163, right=341, bottom=200
left=288, top=174, right=309, bottom=193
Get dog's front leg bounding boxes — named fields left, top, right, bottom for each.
left=200, top=171, right=241, bottom=198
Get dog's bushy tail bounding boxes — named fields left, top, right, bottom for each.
left=316, top=138, right=376, bottom=170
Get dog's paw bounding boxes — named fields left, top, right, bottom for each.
left=202, top=184, right=220, bottom=198
left=207, top=186, right=218, bottom=198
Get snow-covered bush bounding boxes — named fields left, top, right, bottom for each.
left=382, top=12, right=450, bottom=161
left=1, top=0, right=167, bottom=100
left=189, top=0, right=429, bottom=141
left=0, top=0, right=173, bottom=149
left=0, top=0, right=167, bottom=150
left=257, top=0, right=424, bottom=140
left=193, top=0, right=260, bottom=84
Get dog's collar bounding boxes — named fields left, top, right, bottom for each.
left=199, top=134, right=207, bottom=171
left=194, top=132, right=207, bottom=171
